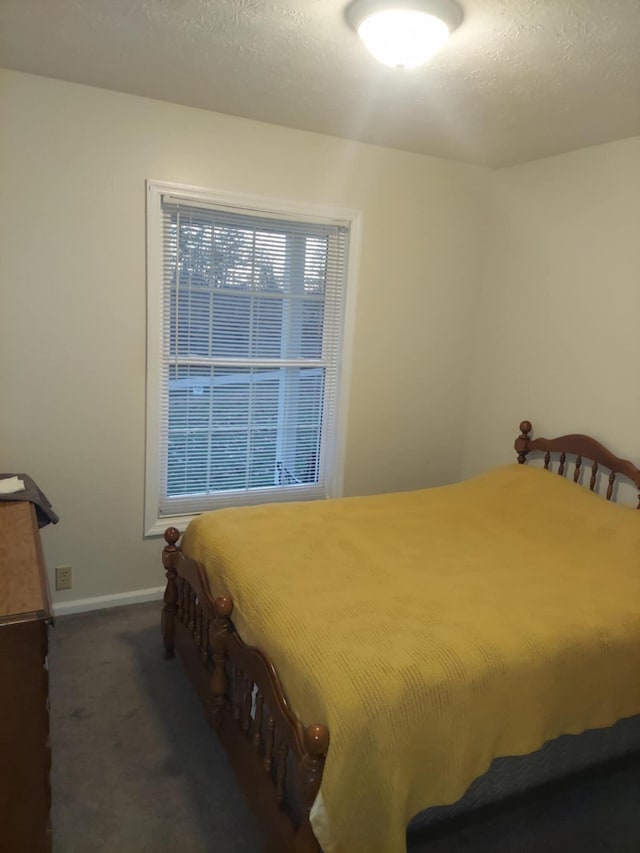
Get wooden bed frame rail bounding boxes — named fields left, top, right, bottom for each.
left=162, top=526, right=327, bottom=853
left=515, top=420, right=640, bottom=507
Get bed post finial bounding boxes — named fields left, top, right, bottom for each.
left=213, top=595, right=233, bottom=618
left=303, top=723, right=329, bottom=757
left=519, top=420, right=532, bottom=438
left=515, top=420, right=533, bottom=464
left=161, top=527, right=181, bottom=659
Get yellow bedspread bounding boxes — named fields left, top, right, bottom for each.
left=181, top=464, right=640, bottom=853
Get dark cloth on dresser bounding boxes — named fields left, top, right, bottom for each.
left=0, top=474, right=59, bottom=527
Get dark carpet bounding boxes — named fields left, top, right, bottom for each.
left=50, top=603, right=640, bottom=852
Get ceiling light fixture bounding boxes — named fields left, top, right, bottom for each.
left=346, top=0, right=463, bottom=69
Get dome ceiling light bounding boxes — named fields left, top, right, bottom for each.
left=345, top=0, right=463, bottom=69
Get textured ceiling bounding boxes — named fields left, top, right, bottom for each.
left=0, top=0, right=639, bottom=167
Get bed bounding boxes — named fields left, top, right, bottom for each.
left=160, top=421, right=640, bottom=852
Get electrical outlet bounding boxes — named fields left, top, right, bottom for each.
left=56, top=565, right=72, bottom=591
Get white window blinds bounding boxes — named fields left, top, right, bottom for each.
left=156, top=194, right=350, bottom=516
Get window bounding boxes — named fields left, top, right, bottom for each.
left=145, top=182, right=359, bottom=535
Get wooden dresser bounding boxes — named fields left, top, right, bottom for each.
left=0, top=501, right=53, bottom=852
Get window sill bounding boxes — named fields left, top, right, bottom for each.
left=145, top=514, right=199, bottom=539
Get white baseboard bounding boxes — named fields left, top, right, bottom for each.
left=53, top=586, right=165, bottom=617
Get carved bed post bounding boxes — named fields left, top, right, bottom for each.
left=294, top=724, right=330, bottom=853
left=515, top=420, right=533, bottom=464
left=211, top=595, right=233, bottom=729
left=161, top=526, right=181, bottom=659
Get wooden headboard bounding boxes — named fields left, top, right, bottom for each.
left=514, top=420, right=640, bottom=508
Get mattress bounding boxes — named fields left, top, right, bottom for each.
left=407, top=713, right=640, bottom=833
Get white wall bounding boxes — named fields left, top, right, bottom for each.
left=0, top=70, right=487, bottom=604
left=462, top=136, right=640, bottom=482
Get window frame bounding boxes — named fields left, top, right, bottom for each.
left=144, top=180, right=361, bottom=537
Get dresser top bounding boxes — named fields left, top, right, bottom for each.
left=0, top=502, right=52, bottom=624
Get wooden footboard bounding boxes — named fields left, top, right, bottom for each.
left=161, top=527, right=328, bottom=853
